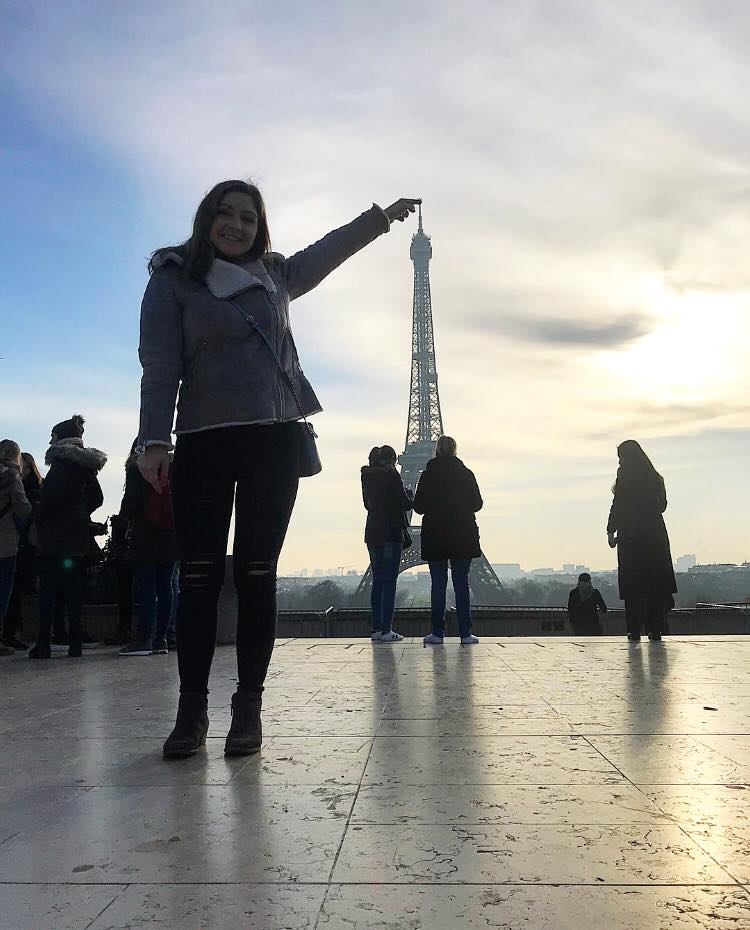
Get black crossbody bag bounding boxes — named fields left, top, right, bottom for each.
left=228, top=301, right=322, bottom=477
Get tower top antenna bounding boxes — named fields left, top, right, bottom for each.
left=417, top=203, right=423, bottom=233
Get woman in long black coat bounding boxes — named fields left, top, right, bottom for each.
left=607, top=440, right=677, bottom=641
left=413, top=435, right=482, bottom=645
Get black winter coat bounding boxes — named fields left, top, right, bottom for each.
left=413, top=456, right=483, bottom=562
left=361, top=465, right=413, bottom=547
left=120, top=464, right=178, bottom=565
left=36, top=441, right=107, bottom=558
left=607, top=471, right=677, bottom=602
left=567, top=588, right=607, bottom=634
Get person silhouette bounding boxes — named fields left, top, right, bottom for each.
left=607, top=440, right=677, bottom=642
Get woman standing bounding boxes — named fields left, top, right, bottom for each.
left=361, top=445, right=413, bottom=642
left=119, top=443, right=178, bottom=656
left=137, top=179, right=419, bottom=758
left=413, top=436, right=482, bottom=645
left=2, top=452, right=43, bottom=651
left=607, top=440, right=677, bottom=642
left=29, top=415, right=107, bottom=659
left=0, top=441, right=32, bottom=656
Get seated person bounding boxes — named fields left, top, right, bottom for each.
left=567, top=573, right=607, bottom=635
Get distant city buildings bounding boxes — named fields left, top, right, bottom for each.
left=491, top=563, right=526, bottom=580
left=674, top=554, right=697, bottom=573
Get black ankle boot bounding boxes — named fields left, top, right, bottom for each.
left=29, top=640, right=51, bottom=659
left=163, top=693, right=209, bottom=758
left=224, top=690, right=262, bottom=756
left=68, top=641, right=82, bottom=658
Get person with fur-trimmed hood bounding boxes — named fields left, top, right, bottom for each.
left=29, top=415, right=107, bottom=659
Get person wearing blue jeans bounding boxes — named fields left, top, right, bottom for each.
left=413, top=435, right=483, bottom=645
left=428, top=558, right=472, bottom=639
left=118, top=443, right=178, bottom=656
left=131, top=561, right=175, bottom=654
left=361, top=445, right=413, bottom=643
left=368, top=540, right=403, bottom=640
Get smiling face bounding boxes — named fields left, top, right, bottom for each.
left=209, top=191, right=259, bottom=260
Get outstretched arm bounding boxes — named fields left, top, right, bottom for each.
left=280, top=199, right=421, bottom=300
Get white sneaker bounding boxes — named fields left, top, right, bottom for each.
left=379, top=630, right=404, bottom=642
left=461, top=634, right=480, bottom=645
left=423, top=633, right=444, bottom=645
left=370, top=631, right=382, bottom=642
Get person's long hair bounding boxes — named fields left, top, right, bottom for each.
left=149, top=179, right=272, bottom=281
left=20, top=452, right=43, bottom=488
left=612, top=439, right=662, bottom=495
left=0, top=439, right=22, bottom=467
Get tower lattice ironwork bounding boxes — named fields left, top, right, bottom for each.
left=355, top=208, right=504, bottom=608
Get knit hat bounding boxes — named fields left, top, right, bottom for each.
left=52, top=414, right=85, bottom=440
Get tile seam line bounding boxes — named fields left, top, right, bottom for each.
left=579, top=734, right=636, bottom=790
left=318, top=648, right=402, bottom=893
left=83, top=885, right=129, bottom=930
left=1, top=880, right=743, bottom=887
left=671, top=821, right=747, bottom=886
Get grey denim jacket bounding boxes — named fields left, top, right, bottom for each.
left=138, top=205, right=390, bottom=446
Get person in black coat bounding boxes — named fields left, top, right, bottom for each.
left=607, top=440, right=677, bottom=642
left=118, top=442, right=178, bottom=656
left=567, top=573, right=607, bottom=635
left=2, top=452, right=43, bottom=650
left=29, top=415, right=107, bottom=659
left=361, top=445, right=413, bottom=642
left=412, top=436, right=482, bottom=645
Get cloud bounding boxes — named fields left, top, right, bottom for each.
left=3, top=0, right=750, bottom=570
left=470, top=310, right=651, bottom=349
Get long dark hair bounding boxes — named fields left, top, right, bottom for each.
left=20, top=452, right=43, bottom=489
left=149, top=179, right=272, bottom=281
left=612, top=439, right=662, bottom=494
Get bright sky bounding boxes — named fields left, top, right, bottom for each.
left=2, top=1, right=749, bottom=574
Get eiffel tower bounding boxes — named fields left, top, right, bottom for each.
left=355, top=207, right=504, bottom=606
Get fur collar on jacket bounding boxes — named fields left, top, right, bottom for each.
left=45, top=438, right=107, bottom=472
left=154, top=250, right=281, bottom=299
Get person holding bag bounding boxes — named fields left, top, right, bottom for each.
left=119, top=442, right=178, bottom=656
left=137, top=179, right=420, bottom=758
left=361, top=445, right=413, bottom=643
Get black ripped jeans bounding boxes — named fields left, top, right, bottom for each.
left=171, top=423, right=299, bottom=695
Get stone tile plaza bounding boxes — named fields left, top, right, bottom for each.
left=2, top=635, right=750, bottom=928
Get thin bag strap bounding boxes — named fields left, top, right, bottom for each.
left=227, top=299, right=310, bottom=425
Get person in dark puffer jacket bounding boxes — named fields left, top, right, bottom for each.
left=29, top=415, right=107, bottom=660
left=413, top=435, right=483, bottom=646
left=361, top=445, right=413, bottom=643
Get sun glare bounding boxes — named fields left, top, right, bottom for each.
left=599, top=280, right=747, bottom=403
